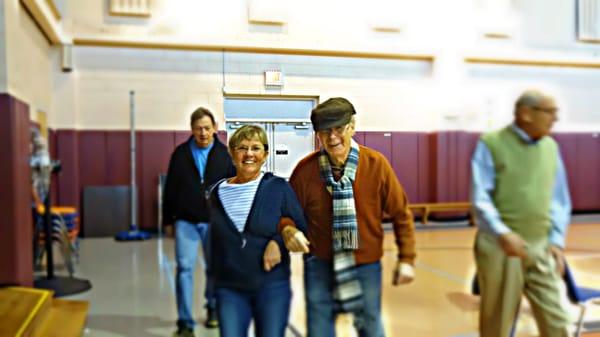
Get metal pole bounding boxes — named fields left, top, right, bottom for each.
left=43, top=192, right=54, bottom=279
left=130, top=90, right=137, bottom=231
left=114, top=90, right=149, bottom=241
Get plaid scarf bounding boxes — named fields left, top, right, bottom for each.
left=318, top=140, right=364, bottom=314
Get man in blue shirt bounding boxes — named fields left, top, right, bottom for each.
left=472, top=90, right=571, bottom=337
left=163, top=107, right=236, bottom=337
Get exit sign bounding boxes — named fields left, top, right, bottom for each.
left=264, top=69, right=284, bottom=87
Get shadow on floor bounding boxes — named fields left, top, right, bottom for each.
left=446, top=292, right=479, bottom=312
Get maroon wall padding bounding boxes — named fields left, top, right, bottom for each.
left=548, top=133, right=600, bottom=211
left=138, top=132, right=177, bottom=230
left=364, top=132, right=393, bottom=162
left=77, top=131, right=109, bottom=236
left=427, top=131, right=478, bottom=203
left=352, top=131, right=365, bottom=145
left=51, top=129, right=600, bottom=232
left=105, top=131, right=131, bottom=185
left=55, top=129, right=235, bottom=233
left=391, top=133, right=419, bottom=203
left=78, top=131, right=108, bottom=188
left=427, top=132, right=439, bottom=202
left=417, top=133, right=431, bottom=203
left=429, top=132, right=451, bottom=202
left=456, top=132, right=480, bottom=201
left=175, top=131, right=190, bottom=147
left=0, top=94, right=33, bottom=286
left=55, top=130, right=80, bottom=209
left=574, top=133, right=600, bottom=210
left=553, top=133, right=578, bottom=210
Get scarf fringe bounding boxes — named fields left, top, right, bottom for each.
left=333, top=231, right=359, bottom=251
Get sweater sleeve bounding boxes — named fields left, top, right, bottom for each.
left=272, top=179, right=309, bottom=253
left=281, top=180, right=308, bottom=234
left=471, top=140, right=511, bottom=238
left=278, top=163, right=307, bottom=232
left=548, top=152, right=571, bottom=248
left=381, top=158, right=416, bottom=265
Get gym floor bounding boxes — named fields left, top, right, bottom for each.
left=58, top=217, right=600, bottom=337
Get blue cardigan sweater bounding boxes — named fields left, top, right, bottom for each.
left=208, top=173, right=307, bottom=292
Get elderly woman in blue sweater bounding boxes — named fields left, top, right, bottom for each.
left=208, top=125, right=309, bottom=337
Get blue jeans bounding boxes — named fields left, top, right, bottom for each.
left=215, top=280, right=292, bottom=337
left=175, top=220, right=215, bottom=329
left=304, top=256, right=384, bottom=337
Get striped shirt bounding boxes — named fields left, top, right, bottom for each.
left=218, top=173, right=264, bottom=232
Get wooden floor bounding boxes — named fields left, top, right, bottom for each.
left=61, top=222, right=600, bottom=337
left=288, top=224, right=600, bottom=337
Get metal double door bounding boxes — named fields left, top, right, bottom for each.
left=226, top=121, right=314, bottom=179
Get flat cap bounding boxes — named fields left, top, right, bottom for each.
left=310, top=97, right=356, bottom=132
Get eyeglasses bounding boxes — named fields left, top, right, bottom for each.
left=317, top=124, right=350, bottom=136
left=234, top=145, right=266, bottom=153
left=531, top=106, right=559, bottom=115
left=192, top=126, right=214, bottom=133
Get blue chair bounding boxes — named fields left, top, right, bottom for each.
left=563, top=263, right=600, bottom=337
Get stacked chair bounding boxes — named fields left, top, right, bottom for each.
left=34, top=206, right=80, bottom=277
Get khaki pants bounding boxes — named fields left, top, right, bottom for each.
left=475, top=231, right=570, bottom=337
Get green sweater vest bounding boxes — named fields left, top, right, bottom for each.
left=481, top=126, right=558, bottom=242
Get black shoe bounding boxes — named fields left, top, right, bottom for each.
left=173, top=327, right=195, bottom=337
left=205, top=308, right=219, bottom=329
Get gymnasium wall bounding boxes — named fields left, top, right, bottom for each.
left=4, top=0, right=600, bottom=236
left=49, top=129, right=600, bottom=234
left=46, top=0, right=600, bottom=132
left=50, top=45, right=600, bottom=133
left=3, top=0, right=54, bottom=119
left=0, top=1, right=7, bottom=93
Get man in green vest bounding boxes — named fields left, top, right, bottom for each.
left=471, top=90, right=572, bottom=337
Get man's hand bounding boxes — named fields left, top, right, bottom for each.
left=281, top=226, right=310, bottom=253
left=263, top=240, right=281, bottom=272
left=392, top=261, right=415, bottom=286
left=549, top=245, right=566, bottom=276
left=498, top=232, right=528, bottom=258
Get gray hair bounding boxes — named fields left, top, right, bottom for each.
left=514, top=90, right=549, bottom=112
left=349, top=115, right=356, bottom=131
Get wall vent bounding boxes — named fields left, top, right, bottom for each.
left=578, top=0, right=600, bottom=42
left=109, top=0, right=151, bottom=18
